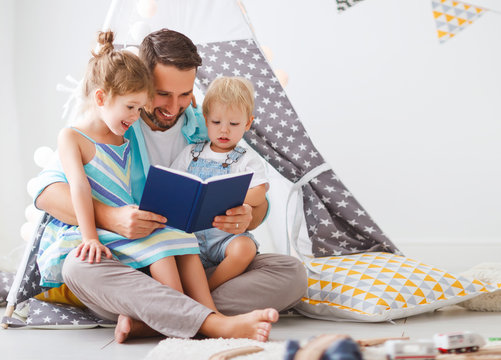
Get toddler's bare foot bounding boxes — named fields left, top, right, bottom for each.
left=201, top=308, right=279, bottom=342
left=114, top=315, right=159, bottom=343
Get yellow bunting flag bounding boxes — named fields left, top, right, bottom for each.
left=432, top=0, right=487, bottom=43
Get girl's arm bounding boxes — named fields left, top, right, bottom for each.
left=57, top=128, right=112, bottom=263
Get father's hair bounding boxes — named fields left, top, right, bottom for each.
left=139, top=28, right=202, bottom=72
left=203, top=77, right=255, bottom=119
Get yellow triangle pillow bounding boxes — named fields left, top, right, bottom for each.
left=295, top=252, right=501, bottom=321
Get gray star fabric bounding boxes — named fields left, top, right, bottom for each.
left=336, top=0, right=366, bottom=12
left=195, top=39, right=401, bottom=258
left=11, top=212, right=52, bottom=305
left=0, top=271, right=15, bottom=306
left=1, top=298, right=115, bottom=329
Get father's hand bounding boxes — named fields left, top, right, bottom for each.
left=212, top=203, right=252, bottom=235
left=96, top=203, right=166, bottom=239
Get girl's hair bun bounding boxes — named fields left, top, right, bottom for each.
left=94, top=30, right=115, bottom=56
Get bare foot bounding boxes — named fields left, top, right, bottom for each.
left=115, top=315, right=132, bottom=343
left=114, top=315, right=160, bottom=343
left=200, top=308, right=279, bottom=342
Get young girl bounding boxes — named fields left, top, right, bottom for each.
left=37, top=31, right=216, bottom=312
left=171, top=76, right=269, bottom=291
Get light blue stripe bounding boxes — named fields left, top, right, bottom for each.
left=118, top=247, right=201, bottom=268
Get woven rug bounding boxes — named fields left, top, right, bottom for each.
left=143, top=337, right=392, bottom=360
left=144, top=338, right=287, bottom=360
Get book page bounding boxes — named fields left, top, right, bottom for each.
left=154, top=165, right=203, bottom=183
left=205, top=170, right=254, bottom=184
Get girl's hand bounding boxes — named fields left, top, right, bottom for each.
left=76, top=239, right=113, bottom=264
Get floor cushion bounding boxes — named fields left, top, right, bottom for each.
left=294, top=252, right=501, bottom=322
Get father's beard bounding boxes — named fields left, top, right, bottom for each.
left=141, top=107, right=185, bottom=131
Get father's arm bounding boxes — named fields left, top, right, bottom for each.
left=212, top=198, right=268, bottom=234
left=36, top=182, right=167, bottom=239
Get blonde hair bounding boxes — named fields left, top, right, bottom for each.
left=82, top=31, right=153, bottom=106
left=202, top=77, right=254, bottom=118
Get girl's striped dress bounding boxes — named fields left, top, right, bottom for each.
left=37, top=128, right=199, bottom=287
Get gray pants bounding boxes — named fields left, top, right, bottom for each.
left=62, top=249, right=307, bottom=338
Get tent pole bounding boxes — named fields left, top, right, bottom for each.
left=236, top=1, right=261, bottom=45
left=101, top=0, right=122, bottom=32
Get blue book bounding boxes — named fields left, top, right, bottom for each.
left=139, top=165, right=253, bottom=233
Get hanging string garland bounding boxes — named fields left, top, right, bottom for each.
left=33, top=146, right=53, bottom=168
left=136, top=0, right=157, bottom=18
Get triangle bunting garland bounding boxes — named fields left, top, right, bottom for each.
left=336, top=0, right=366, bottom=13
left=432, top=0, right=487, bottom=43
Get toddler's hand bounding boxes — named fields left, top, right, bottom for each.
left=76, top=239, right=113, bottom=264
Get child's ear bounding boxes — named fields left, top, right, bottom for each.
left=94, top=89, right=106, bottom=107
left=245, top=116, right=254, bottom=131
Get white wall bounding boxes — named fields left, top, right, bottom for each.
left=0, top=0, right=109, bottom=268
left=0, top=0, right=25, bottom=269
left=1, top=0, right=500, bottom=263
left=243, top=0, right=501, bottom=245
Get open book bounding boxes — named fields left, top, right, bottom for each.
left=139, top=165, right=253, bottom=233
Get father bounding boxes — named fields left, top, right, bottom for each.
left=34, top=29, right=307, bottom=342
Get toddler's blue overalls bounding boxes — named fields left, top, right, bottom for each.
left=187, top=141, right=259, bottom=269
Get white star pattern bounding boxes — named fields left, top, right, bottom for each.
left=348, top=219, right=359, bottom=226
left=325, top=185, right=336, bottom=193
left=331, top=231, right=344, bottom=239
left=355, top=208, right=366, bottom=216
left=364, top=226, right=376, bottom=234
left=336, top=200, right=349, bottom=208
left=342, top=190, right=353, bottom=198
left=320, top=219, right=332, bottom=226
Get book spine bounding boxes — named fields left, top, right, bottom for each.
left=186, top=183, right=207, bottom=233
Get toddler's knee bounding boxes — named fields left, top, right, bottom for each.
left=226, top=237, right=257, bottom=259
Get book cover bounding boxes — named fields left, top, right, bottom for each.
left=139, top=165, right=253, bottom=233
